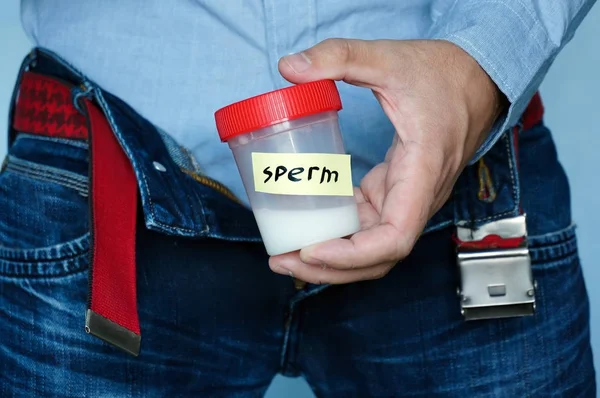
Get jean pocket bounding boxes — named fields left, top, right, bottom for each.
left=528, top=224, right=578, bottom=269
left=0, top=136, right=90, bottom=278
left=521, top=225, right=595, bottom=395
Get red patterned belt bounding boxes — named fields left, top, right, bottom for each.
left=14, top=71, right=141, bottom=356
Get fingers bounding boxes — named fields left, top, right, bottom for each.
left=356, top=200, right=381, bottom=231
left=278, top=38, right=390, bottom=87
left=381, top=142, right=438, bottom=237
left=298, top=223, right=408, bottom=269
left=299, top=146, right=438, bottom=270
left=269, top=251, right=395, bottom=285
left=358, top=162, right=389, bottom=214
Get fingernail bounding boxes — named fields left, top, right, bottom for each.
left=282, top=52, right=311, bottom=74
left=299, top=249, right=320, bottom=265
left=274, top=264, right=293, bottom=277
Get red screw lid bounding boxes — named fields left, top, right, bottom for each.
left=215, top=80, right=342, bottom=142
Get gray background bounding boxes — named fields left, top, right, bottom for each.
left=1, top=3, right=597, bottom=397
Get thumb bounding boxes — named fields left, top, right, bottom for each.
left=278, top=38, right=389, bottom=87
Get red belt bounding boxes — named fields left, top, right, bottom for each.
left=14, top=72, right=141, bottom=356
left=12, top=71, right=544, bottom=355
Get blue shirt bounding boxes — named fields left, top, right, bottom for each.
left=20, top=0, right=595, bottom=204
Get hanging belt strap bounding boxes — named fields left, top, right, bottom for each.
left=454, top=93, right=543, bottom=320
left=13, top=71, right=141, bottom=356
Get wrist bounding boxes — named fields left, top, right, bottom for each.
left=440, top=40, right=508, bottom=146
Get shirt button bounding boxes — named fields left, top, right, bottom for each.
left=152, top=161, right=167, bottom=172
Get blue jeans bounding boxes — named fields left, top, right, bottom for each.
left=0, top=49, right=596, bottom=397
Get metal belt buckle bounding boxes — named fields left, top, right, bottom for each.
left=456, top=215, right=536, bottom=320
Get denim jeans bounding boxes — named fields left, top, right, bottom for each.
left=0, top=49, right=595, bottom=397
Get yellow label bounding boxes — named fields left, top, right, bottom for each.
left=251, top=152, right=354, bottom=196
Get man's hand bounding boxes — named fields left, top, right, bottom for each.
left=270, top=39, right=506, bottom=284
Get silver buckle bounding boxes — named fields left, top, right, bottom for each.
left=456, top=215, right=536, bottom=320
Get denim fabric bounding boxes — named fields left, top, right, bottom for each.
left=19, top=0, right=596, bottom=204
left=0, top=162, right=594, bottom=396
left=0, top=50, right=595, bottom=396
left=0, top=135, right=88, bottom=253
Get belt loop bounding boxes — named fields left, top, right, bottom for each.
left=72, top=81, right=94, bottom=115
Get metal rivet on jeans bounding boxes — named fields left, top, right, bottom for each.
left=153, top=161, right=167, bottom=172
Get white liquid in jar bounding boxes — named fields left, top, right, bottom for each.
left=253, top=204, right=361, bottom=255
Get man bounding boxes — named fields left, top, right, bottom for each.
left=0, top=1, right=596, bottom=396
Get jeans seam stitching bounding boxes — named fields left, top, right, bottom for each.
left=5, top=158, right=88, bottom=195
left=7, top=156, right=88, bottom=184
left=7, top=163, right=88, bottom=191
